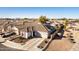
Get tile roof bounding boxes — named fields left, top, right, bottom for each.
left=15, top=21, right=48, bottom=32
left=1, top=20, right=48, bottom=32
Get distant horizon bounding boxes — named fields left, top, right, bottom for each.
left=0, top=16, right=79, bottom=19
left=0, top=7, right=79, bottom=19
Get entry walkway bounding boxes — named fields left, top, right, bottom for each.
left=0, top=35, right=6, bottom=43
left=0, top=43, right=22, bottom=51
left=2, top=38, right=45, bottom=51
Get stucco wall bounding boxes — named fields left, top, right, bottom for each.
left=23, top=32, right=28, bottom=39
left=20, top=31, right=48, bottom=39
left=38, top=31, right=48, bottom=38
left=20, top=32, right=28, bottom=39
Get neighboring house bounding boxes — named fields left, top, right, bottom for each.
left=11, top=26, right=19, bottom=35
left=1, top=21, right=19, bottom=35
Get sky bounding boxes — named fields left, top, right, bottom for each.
left=0, top=7, right=79, bottom=18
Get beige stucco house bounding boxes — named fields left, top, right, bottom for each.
left=2, top=21, right=48, bottom=39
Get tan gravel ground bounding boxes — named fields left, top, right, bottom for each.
left=46, top=31, right=74, bottom=51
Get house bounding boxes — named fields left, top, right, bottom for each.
left=11, top=20, right=49, bottom=39
left=18, top=21, right=48, bottom=39
left=1, top=20, right=54, bottom=39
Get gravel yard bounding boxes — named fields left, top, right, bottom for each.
left=46, top=30, right=74, bottom=51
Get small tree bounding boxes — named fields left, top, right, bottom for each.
left=64, top=19, right=69, bottom=30
left=39, top=16, right=48, bottom=23
left=61, top=18, right=69, bottom=30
